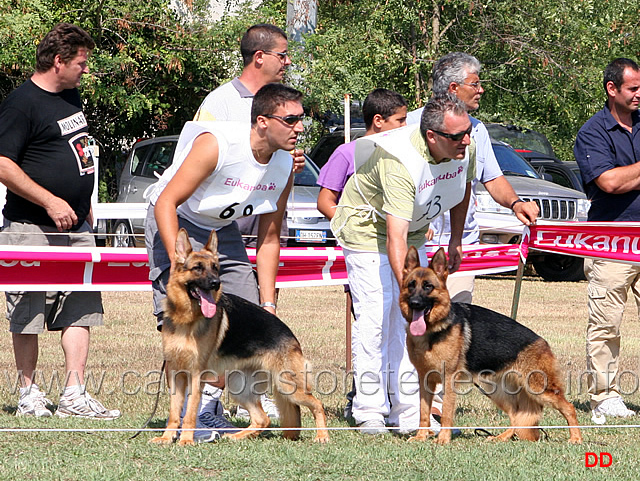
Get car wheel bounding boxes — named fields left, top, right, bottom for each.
left=532, top=254, right=585, bottom=282
left=111, top=220, right=135, bottom=248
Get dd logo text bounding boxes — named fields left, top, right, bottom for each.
left=585, top=452, right=613, bottom=468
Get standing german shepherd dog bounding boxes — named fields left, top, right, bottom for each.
left=400, top=246, right=582, bottom=445
left=150, top=228, right=329, bottom=446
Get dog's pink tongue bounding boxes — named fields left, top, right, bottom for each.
left=198, top=289, right=217, bottom=318
left=410, top=309, right=427, bottom=336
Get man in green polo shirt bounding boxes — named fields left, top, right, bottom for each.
left=331, top=95, right=475, bottom=435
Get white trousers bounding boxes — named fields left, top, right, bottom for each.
left=344, top=247, right=425, bottom=429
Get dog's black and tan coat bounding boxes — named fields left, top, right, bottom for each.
left=150, top=228, right=329, bottom=445
left=400, top=246, right=582, bottom=445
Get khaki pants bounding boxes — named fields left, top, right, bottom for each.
left=584, top=259, right=640, bottom=408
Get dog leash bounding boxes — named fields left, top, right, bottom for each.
left=474, top=427, right=550, bottom=441
left=130, top=359, right=166, bottom=439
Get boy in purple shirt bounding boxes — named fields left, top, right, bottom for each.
left=316, top=89, right=407, bottom=424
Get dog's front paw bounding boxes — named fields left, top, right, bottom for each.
left=149, top=435, right=174, bottom=445
left=407, top=430, right=433, bottom=442
left=313, top=432, right=330, bottom=444
left=434, top=431, right=451, bottom=445
left=177, top=438, right=196, bottom=446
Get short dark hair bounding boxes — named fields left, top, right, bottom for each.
left=251, top=83, right=303, bottom=124
left=419, top=94, right=468, bottom=139
left=362, top=89, right=407, bottom=129
left=240, top=24, right=288, bottom=67
left=36, top=23, right=95, bottom=73
left=603, top=57, right=640, bottom=93
left=432, top=52, right=481, bottom=96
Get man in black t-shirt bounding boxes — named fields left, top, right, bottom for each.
left=0, top=23, right=120, bottom=420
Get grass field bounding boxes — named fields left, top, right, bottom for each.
left=1, top=273, right=639, bottom=480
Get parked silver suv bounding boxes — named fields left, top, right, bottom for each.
left=113, top=136, right=332, bottom=247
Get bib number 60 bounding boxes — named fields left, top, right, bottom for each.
left=219, top=202, right=254, bottom=220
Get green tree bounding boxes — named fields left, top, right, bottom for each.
left=0, top=0, right=285, bottom=199
left=301, top=0, right=639, bottom=159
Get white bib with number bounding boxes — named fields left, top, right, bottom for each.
left=354, top=125, right=468, bottom=232
left=150, top=121, right=292, bottom=231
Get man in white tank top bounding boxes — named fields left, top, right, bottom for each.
left=145, top=84, right=303, bottom=440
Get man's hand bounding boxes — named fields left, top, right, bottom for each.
left=45, top=197, right=78, bottom=232
left=447, top=242, right=463, bottom=274
left=513, top=200, right=539, bottom=226
left=291, top=149, right=305, bottom=174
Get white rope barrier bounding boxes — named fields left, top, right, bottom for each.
left=0, top=424, right=636, bottom=434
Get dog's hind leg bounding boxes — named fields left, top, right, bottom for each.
left=537, top=385, right=583, bottom=444
left=226, top=373, right=270, bottom=440
left=274, top=391, right=301, bottom=441
left=512, top=394, right=543, bottom=442
left=275, top=362, right=329, bottom=443
left=227, top=399, right=270, bottom=440
left=526, top=352, right=582, bottom=444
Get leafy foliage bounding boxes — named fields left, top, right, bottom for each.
left=1, top=0, right=639, bottom=198
left=0, top=0, right=285, bottom=199
left=305, top=0, right=640, bottom=161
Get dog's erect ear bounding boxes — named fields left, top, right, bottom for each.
left=174, top=228, right=192, bottom=265
left=403, top=246, right=421, bottom=280
left=204, top=229, right=218, bottom=254
left=429, top=247, right=449, bottom=279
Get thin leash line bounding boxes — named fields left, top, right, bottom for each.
left=0, top=424, right=636, bottom=433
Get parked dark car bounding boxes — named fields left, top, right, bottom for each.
left=525, top=154, right=584, bottom=193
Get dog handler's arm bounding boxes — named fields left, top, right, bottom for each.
left=256, top=171, right=294, bottom=313
left=447, top=181, right=471, bottom=274
left=387, top=214, right=411, bottom=286
left=154, top=133, right=219, bottom=265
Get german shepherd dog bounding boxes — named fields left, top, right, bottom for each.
left=150, top=228, right=329, bottom=446
left=400, top=247, right=582, bottom=445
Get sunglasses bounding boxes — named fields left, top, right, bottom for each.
left=263, top=50, right=289, bottom=63
left=430, top=125, right=472, bottom=141
left=264, top=114, right=305, bottom=126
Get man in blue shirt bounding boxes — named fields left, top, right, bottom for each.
left=574, top=57, right=640, bottom=423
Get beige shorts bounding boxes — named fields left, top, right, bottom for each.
left=1, top=221, right=103, bottom=334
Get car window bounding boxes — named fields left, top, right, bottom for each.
left=541, top=167, right=573, bottom=189
left=130, top=144, right=152, bottom=176
left=486, top=124, right=555, bottom=156
left=141, top=142, right=176, bottom=178
left=492, top=144, right=540, bottom=178
left=311, top=136, right=346, bottom=169
left=295, top=162, right=319, bottom=187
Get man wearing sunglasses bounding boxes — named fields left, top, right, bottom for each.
left=331, top=95, right=476, bottom=435
left=145, top=84, right=303, bottom=440
left=191, top=23, right=296, bottom=424
left=408, top=52, right=539, bottom=304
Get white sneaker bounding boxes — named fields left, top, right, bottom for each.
left=358, top=419, right=388, bottom=435
left=591, top=396, right=635, bottom=423
left=55, top=392, right=121, bottom=420
left=235, top=394, right=279, bottom=420
left=17, top=385, right=53, bottom=417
